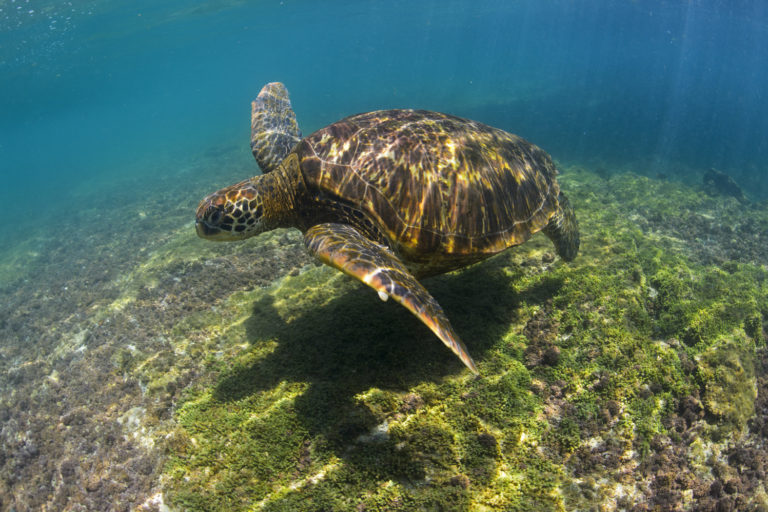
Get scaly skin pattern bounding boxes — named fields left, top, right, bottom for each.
left=196, top=154, right=300, bottom=240
left=196, top=178, right=265, bottom=236
left=250, top=82, right=302, bottom=173
left=304, top=222, right=477, bottom=373
left=296, top=109, right=565, bottom=275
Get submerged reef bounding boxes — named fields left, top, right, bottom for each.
left=1, top=155, right=767, bottom=511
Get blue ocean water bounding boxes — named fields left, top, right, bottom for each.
left=2, top=0, right=767, bottom=242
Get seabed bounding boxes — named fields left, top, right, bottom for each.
left=0, top=148, right=767, bottom=511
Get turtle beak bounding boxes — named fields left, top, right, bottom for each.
left=195, top=220, right=218, bottom=238
left=195, top=218, right=235, bottom=240
left=195, top=199, right=229, bottom=239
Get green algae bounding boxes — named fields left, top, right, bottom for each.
left=698, top=333, right=757, bottom=433
left=159, top=264, right=565, bottom=510
left=3, top=156, right=765, bottom=510
left=152, top=167, right=768, bottom=510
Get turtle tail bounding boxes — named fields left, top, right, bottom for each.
left=543, top=192, right=580, bottom=262
left=250, top=82, right=302, bottom=173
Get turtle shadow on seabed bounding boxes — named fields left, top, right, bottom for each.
left=212, top=252, right=564, bottom=475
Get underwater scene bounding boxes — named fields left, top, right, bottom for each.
left=2, top=0, right=768, bottom=510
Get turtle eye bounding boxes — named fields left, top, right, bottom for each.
left=202, top=204, right=225, bottom=225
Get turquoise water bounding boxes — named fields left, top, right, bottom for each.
left=2, top=0, right=767, bottom=227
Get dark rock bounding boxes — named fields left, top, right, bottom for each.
left=400, top=393, right=424, bottom=413
left=722, top=478, right=739, bottom=495
left=703, top=168, right=747, bottom=203
left=744, top=313, right=764, bottom=343
left=449, top=474, right=470, bottom=488
left=715, top=496, right=734, bottom=512
left=60, top=459, right=77, bottom=479
left=542, top=346, right=561, bottom=366
left=477, top=433, right=497, bottom=450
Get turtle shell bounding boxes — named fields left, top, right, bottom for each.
left=295, top=109, right=561, bottom=266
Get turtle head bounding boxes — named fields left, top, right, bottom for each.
left=196, top=154, right=300, bottom=241
left=195, top=178, right=267, bottom=241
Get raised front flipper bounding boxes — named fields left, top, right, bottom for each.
left=304, top=223, right=478, bottom=374
left=251, top=82, right=302, bottom=173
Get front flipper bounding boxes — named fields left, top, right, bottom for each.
left=251, top=82, right=302, bottom=173
left=304, top=223, right=478, bottom=374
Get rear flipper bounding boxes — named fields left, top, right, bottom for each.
left=304, top=223, right=478, bottom=374
left=543, top=192, right=580, bottom=261
left=250, top=82, right=302, bottom=173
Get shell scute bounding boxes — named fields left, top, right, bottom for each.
left=297, top=110, right=560, bottom=260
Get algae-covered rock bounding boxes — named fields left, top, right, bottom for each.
left=139, top=167, right=768, bottom=510
left=698, top=333, right=757, bottom=433
left=7, top=155, right=768, bottom=511
left=744, top=312, right=765, bottom=344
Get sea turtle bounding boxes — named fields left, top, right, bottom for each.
left=196, top=82, right=579, bottom=373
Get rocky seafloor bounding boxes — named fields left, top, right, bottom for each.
left=0, top=149, right=766, bottom=511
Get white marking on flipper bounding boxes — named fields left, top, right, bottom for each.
left=362, top=267, right=384, bottom=285
left=378, top=290, right=389, bottom=302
